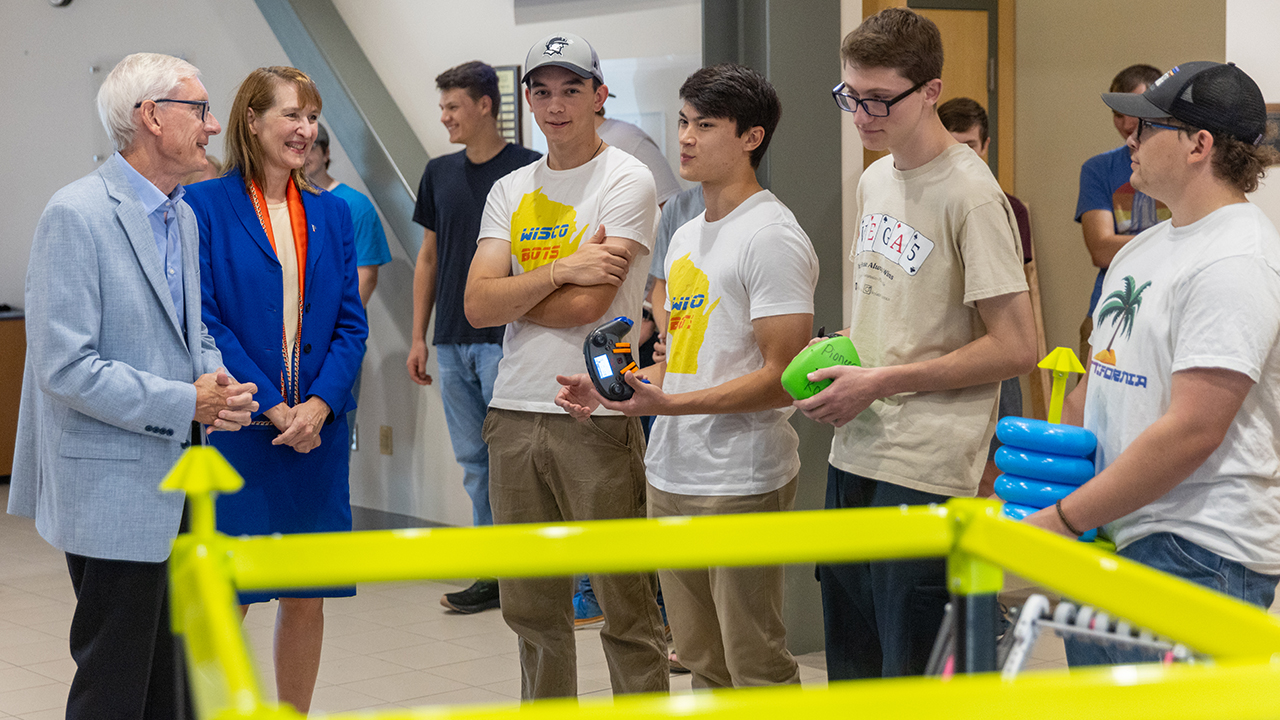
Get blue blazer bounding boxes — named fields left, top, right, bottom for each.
left=185, top=170, right=367, bottom=421
left=9, top=155, right=223, bottom=562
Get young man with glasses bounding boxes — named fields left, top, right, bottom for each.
left=1023, top=61, right=1280, bottom=666
left=795, top=7, right=1036, bottom=679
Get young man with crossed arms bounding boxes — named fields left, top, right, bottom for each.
left=464, top=32, right=667, bottom=700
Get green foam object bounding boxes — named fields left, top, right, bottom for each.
left=781, top=336, right=861, bottom=400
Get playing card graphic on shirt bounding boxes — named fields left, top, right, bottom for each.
left=855, top=213, right=935, bottom=275
left=866, top=214, right=886, bottom=254
left=901, top=231, right=935, bottom=275
left=878, top=221, right=908, bottom=264
left=509, top=187, right=591, bottom=271
left=666, top=253, right=721, bottom=375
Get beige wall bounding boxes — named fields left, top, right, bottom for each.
left=331, top=0, right=701, bottom=160
left=1227, top=0, right=1280, bottom=228
left=1014, top=1, right=1225, bottom=367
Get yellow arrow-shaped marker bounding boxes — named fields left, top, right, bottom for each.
left=1037, top=347, right=1086, bottom=424
left=159, top=446, right=245, bottom=538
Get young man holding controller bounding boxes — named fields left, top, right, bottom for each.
left=557, top=62, right=818, bottom=688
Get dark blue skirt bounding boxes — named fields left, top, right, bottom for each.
left=211, top=416, right=355, bottom=604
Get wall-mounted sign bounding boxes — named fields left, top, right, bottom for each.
left=494, top=65, right=524, bottom=147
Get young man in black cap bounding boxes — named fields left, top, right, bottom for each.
left=464, top=31, right=668, bottom=699
left=1024, top=61, right=1280, bottom=665
left=796, top=8, right=1036, bottom=679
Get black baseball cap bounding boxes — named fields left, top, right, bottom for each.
left=1102, top=61, right=1267, bottom=145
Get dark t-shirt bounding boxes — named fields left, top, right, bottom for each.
left=1006, top=192, right=1032, bottom=263
left=413, top=143, right=541, bottom=345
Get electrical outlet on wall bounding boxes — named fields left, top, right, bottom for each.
left=379, top=425, right=393, bottom=456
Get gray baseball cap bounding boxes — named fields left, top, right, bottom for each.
left=523, top=32, right=604, bottom=86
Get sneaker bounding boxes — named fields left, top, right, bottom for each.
left=573, top=590, right=604, bottom=629
left=440, top=579, right=500, bottom=614
left=668, top=651, right=690, bottom=674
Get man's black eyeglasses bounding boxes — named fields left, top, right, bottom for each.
left=135, top=98, right=209, bottom=122
left=832, top=79, right=929, bottom=117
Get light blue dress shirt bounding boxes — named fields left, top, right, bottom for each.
left=113, top=152, right=186, bottom=329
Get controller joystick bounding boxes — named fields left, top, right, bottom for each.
left=583, top=317, right=639, bottom=402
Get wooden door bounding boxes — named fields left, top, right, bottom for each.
left=0, top=318, right=25, bottom=477
left=920, top=9, right=989, bottom=107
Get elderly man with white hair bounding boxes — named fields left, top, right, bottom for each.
left=9, top=52, right=257, bottom=719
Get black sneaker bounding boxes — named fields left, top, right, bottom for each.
left=440, top=579, right=500, bottom=614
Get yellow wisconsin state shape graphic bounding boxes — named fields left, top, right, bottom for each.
left=666, top=253, right=720, bottom=374
left=510, top=188, right=590, bottom=272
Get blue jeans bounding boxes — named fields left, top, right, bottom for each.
left=1065, top=532, right=1280, bottom=666
left=818, top=466, right=950, bottom=679
left=437, top=343, right=503, bottom=527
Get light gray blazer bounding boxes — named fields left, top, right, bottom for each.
left=9, top=156, right=223, bottom=562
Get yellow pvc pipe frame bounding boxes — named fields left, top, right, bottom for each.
left=162, top=447, right=1280, bottom=719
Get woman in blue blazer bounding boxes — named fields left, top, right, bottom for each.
left=185, top=66, right=367, bottom=714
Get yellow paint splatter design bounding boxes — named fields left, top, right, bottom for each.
left=509, top=188, right=590, bottom=272
left=666, top=253, right=720, bottom=374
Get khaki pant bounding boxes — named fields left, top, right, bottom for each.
left=648, top=477, right=802, bottom=689
left=483, top=409, right=668, bottom=700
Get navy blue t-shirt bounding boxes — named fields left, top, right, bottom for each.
left=413, top=143, right=541, bottom=345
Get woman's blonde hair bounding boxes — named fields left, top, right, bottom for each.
left=224, top=66, right=323, bottom=194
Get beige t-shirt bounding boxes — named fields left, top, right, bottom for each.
left=267, top=201, right=300, bottom=359
left=830, top=143, right=1027, bottom=497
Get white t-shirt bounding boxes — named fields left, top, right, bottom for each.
left=598, top=118, right=682, bottom=205
left=646, top=190, right=818, bottom=496
left=830, top=144, right=1027, bottom=497
left=479, top=146, right=657, bottom=414
left=1086, top=202, right=1280, bottom=574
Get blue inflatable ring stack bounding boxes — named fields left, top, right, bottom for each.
left=994, top=416, right=1099, bottom=542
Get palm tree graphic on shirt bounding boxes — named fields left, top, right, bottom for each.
left=1094, top=275, right=1151, bottom=366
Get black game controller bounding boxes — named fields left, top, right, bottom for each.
left=584, top=316, right=638, bottom=401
